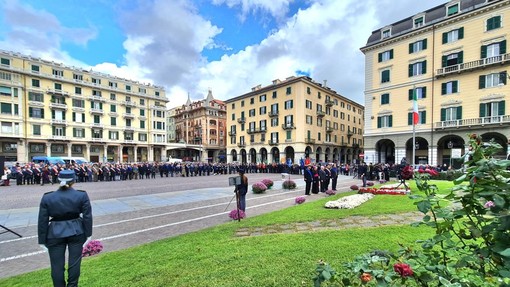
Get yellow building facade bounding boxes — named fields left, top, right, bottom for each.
left=0, top=50, right=168, bottom=163
left=361, top=0, right=510, bottom=167
left=225, top=76, right=364, bottom=164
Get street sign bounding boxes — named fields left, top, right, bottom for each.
left=451, top=148, right=462, bottom=158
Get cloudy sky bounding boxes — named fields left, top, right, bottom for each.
left=0, top=0, right=445, bottom=108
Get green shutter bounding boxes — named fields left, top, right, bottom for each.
left=487, top=18, right=494, bottom=30
left=62, top=128, right=66, bottom=137
left=421, top=111, right=426, bottom=124
left=73, top=128, right=76, bottom=137
left=479, top=75, right=486, bottom=89
left=73, top=112, right=76, bottom=121
left=458, top=27, right=464, bottom=39
left=52, top=110, right=55, bottom=119
left=422, top=60, right=427, bottom=74
left=377, top=117, right=381, bottom=128
left=422, top=39, right=427, bottom=49
left=408, top=113, right=413, bottom=125
left=62, top=112, right=65, bottom=120
left=458, top=51, right=463, bottom=64
left=441, top=108, right=446, bottom=121
left=495, top=16, right=501, bottom=29
left=442, top=55, right=447, bottom=67
left=452, top=81, right=458, bottom=93
left=91, top=102, right=94, bottom=109
left=481, top=45, right=487, bottom=59
left=499, top=101, right=505, bottom=115
left=41, top=109, right=44, bottom=119
left=408, top=89, right=413, bottom=101
left=100, top=103, right=103, bottom=109
left=389, top=49, right=394, bottom=59
left=29, top=107, right=33, bottom=117
left=388, top=115, right=393, bottom=127
left=501, top=72, right=508, bottom=85
left=442, top=32, right=448, bottom=44
left=378, top=52, right=382, bottom=62
left=409, top=64, right=413, bottom=77
left=441, top=83, right=447, bottom=95
left=409, top=42, right=414, bottom=53
left=422, top=87, right=427, bottom=98
left=480, top=104, right=485, bottom=118
left=457, top=106, right=462, bottom=119
left=500, top=40, right=506, bottom=54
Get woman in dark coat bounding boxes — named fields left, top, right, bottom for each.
left=38, top=169, right=93, bottom=287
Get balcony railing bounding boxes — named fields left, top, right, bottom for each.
left=90, top=108, right=104, bottom=114
left=237, top=142, right=246, bottom=148
left=436, top=52, right=510, bottom=77
left=124, top=126, right=135, bottom=131
left=49, top=102, right=67, bottom=110
left=89, top=95, right=106, bottom=102
left=123, top=113, right=135, bottom=118
left=247, top=128, right=257, bottom=134
left=91, top=123, right=104, bottom=128
left=282, top=123, right=295, bottom=130
left=51, top=135, right=68, bottom=140
left=325, top=99, right=335, bottom=106
left=317, top=110, right=326, bottom=117
left=237, top=117, right=246, bottom=124
left=228, top=131, right=236, bottom=136
left=434, top=115, right=510, bottom=129
left=326, top=127, right=334, bottom=132
left=47, top=89, right=70, bottom=97
left=268, top=139, right=279, bottom=145
left=269, top=111, right=279, bottom=117
left=91, top=138, right=103, bottom=142
left=305, top=138, right=316, bottom=144
left=259, top=127, right=267, bottom=132
left=50, top=119, right=67, bottom=125
left=347, top=131, right=354, bottom=137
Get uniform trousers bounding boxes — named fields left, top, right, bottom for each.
left=46, top=233, right=86, bottom=287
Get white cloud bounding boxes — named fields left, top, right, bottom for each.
left=212, top=0, right=294, bottom=21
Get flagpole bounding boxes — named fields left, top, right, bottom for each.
left=412, top=122, right=416, bottom=169
left=412, top=85, right=417, bottom=169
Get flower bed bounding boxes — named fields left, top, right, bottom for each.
left=282, top=180, right=297, bottom=190
left=295, top=196, right=306, bottom=204
left=261, top=179, right=274, bottom=189
left=252, top=182, right=268, bottom=194
left=324, top=193, right=374, bottom=209
left=82, top=240, right=103, bottom=257
left=358, top=187, right=410, bottom=195
left=350, top=185, right=359, bottom=191
left=228, top=209, right=246, bottom=220
left=325, top=189, right=336, bottom=196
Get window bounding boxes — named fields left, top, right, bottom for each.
left=231, top=113, right=235, bottom=120
left=409, top=39, right=427, bottom=53
left=408, top=111, right=426, bottom=125
left=270, top=132, right=278, bottom=144
left=486, top=16, right=501, bottom=31
left=378, top=49, right=393, bottom=62
left=31, top=65, right=40, bottom=73
left=110, top=93, right=116, bottom=100
left=126, top=85, right=131, bottom=91
left=284, top=100, right=293, bottom=109
left=441, top=81, right=459, bottom=95
left=52, top=69, right=63, bottom=78
left=73, top=73, right=83, bottom=81
left=260, top=94, right=266, bottom=102
left=1, top=103, right=12, bottom=114
left=110, top=105, right=116, bottom=112
left=260, top=120, right=267, bottom=131
left=52, top=126, right=65, bottom=137
left=286, top=87, right=292, bottom=95
left=249, top=109, right=255, bottom=117
left=306, top=115, right=313, bottom=124
left=381, top=69, right=390, bottom=83
left=241, top=100, right=244, bottom=107
left=259, top=106, right=267, bottom=115
left=155, top=91, right=160, bottom=97
left=317, top=104, right=323, bottom=112
left=381, top=93, right=390, bottom=105
left=92, top=78, right=101, bottom=85
left=414, top=16, right=424, bottom=28
left=75, top=87, right=82, bottom=94
left=271, top=118, right=279, bottom=127
left=440, top=106, right=462, bottom=121
left=109, top=81, right=117, bottom=88
left=307, top=87, right=311, bottom=94
left=286, top=130, right=292, bottom=140
left=250, top=98, right=254, bottom=104
left=447, top=3, right=459, bottom=16
left=381, top=29, right=391, bottom=39
left=481, top=41, right=506, bottom=59
left=442, top=28, right=464, bottom=44
left=480, top=101, right=505, bottom=118
left=54, top=83, right=62, bottom=90
left=479, top=72, right=507, bottom=88
left=74, top=128, right=85, bottom=138
left=94, top=115, right=101, bottom=124
left=140, top=109, right=145, bottom=116
left=0, top=58, right=10, bottom=66
left=409, top=60, right=427, bottom=76
left=284, top=115, right=293, bottom=127
left=306, top=100, right=312, bottom=109
left=272, top=91, right=277, bottom=99
left=271, top=103, right=279, bottom=114
left=33, top=125, right=41, bottom=136
left=408, top=87, right=427, bottom=100
left=29, top=107, right=44, bottom=118
left=111, top=117, right=116, bottom=126
left=32, top=79, right=40, bottom=87
left=109, top=131, right=118, bottom=140
left=138, top=87, right=146, bottom=94
left=377, top=115, right=393, bottom=128
left=72, top=112, right=85, bottom=123
left=317, top=118, right=323, bottom=127
left=442, top=52, right=463, bottom=67
left=140, top=99, right=145, bottom=105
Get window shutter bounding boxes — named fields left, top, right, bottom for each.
left=52, top=110, right=55, bottom=119
left=378, top=52, right=382, bottom=62
left=458, top=27, right=464, bottom=39
left=421, top=111, right=426, bottom=124
left=52, top=126, right=55, bottom=134
left=495, top=16, right=501, bottom=29
left=479, top=103, right=486, bottom=117
left=377, top=117, right=381, bottom=128
left=479, top=75, right=486, bottom=89
left=41, top=109, right=44, bottom=119
left=441, top=108, right=446, bottom=121
left=422, top=87, right=427, bottom=98
left=91, top=102, right=94, bottom=109
left=452, top=81, right=458, bottom=93
left=481, top=45, right=487, bottom=59
left=500, top=40, right=507, bottom=54
left=73, top=128, right=76, bottom=137
left=441, top=83, right=447, bottom=95
left=487, top=18, right=494, bottom=30
left=458, top=51, right=463, bottom=64
left=456, top=106, right=462, bottom=119
left=388, top=115, right=393, bottom=127
left=389, top=49, right=394, bottom=59
left=100, top=103, right=103, bottom=109
left=442, top=32, right=448, bottom=44
left=409, top=43, right=413, bottom=53
left=408, top=89, right=413, bottom=101
left=442, top=55, right=447, bottom=67
left=62, top=112, right=65, bottom=120
left=500, top=72, right=507, bottom=85
left=422, top=60, right=427, bottom=74
left=29, top=107, right=33, bottom=117
left=73, top=112, right=76, bottom=121
left=422, top=39, right=427, bottom=49
left=499, top=101, right=505, bottom=115
left=408, top=113, right=413, bottom=125
left=62, top=128, right=66, bottom=137
left=408, top=64, right=413, bottom=77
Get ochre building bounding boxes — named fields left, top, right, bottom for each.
left=225, top=76, right=364, bottom=165
left=361, top=0, right=510, bottom=167
left=0, top=50, right=168, bottom=163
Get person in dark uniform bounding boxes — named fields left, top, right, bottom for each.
left=235, top=168, right=248, bottom=212
left=304, top=164, right=313, bottom=195
left=38, top=169, right=93, bottom=287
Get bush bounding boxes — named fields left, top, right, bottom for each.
left=295, top=196, right=306, bottom=204
left=261, top=179, right=274, bottom=189
left=350, top=185, right=359, bottom=190
left=325, top=189, right=336, bottom=196
left=252, top=182, right=268, bottom=194
left=366, top=181, right=374, bottom=186
left=228, top=209, right=246, bottom=220
left=282, top=180, right=297, bottom=190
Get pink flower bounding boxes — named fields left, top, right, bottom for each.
left=228, top=209, right=246, bottom=220
left=394, top=263, right=413, bottom=277
left=295, top=196, right=306, bottom=204
left=484, top=201, right=495, bottom=208
left=82, top=240, right=103, bottom=257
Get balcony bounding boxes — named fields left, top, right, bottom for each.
left=268, top=139, right=279, bottom=145
left=125, top=101, right=136, bottom=107
left=47, top=89, right=70, bottom=97
left=317, top=110, right=325, bottom=117
left=108, top=112, right=118, bottom=117
left=259, top=126, right=267, bottom=132
left=325, top=99, right=335, bottom=106
left=282, top=123, right=295, bottom=130
left=237, top=142, right=246, bottom=148
left=28, top=100, right=45, bottom=107
left=50, top=119, right=67, bottom=125
left=434, top=115, right=510, bottom=130
left=123, top=113, right=135, bottom=119
left=326, top=127, right=334, bottom=133
left=347, top=131, right=354, bottom=137
left=124, top=126, right=135, bottom=132
left=89, top=95, right=106, bottom=102
left=51, top=135, right=68, bottom=141
left=90, top=108, right=104, bottom=115
left=247, top=128, right=257, bottom=134
left=436, top=52, right=510, bottom=77
left=91, top=123, right=104, bottom=128
left=305, top=138, right=316, bottom=144
left=49, top=102, right=67, bottom=110
left=124, top=139, right=134, bottom=144
left=269, top=111, right=279, bottom=117
left=228, top=131, right=237, bottom=136
left=353, top=143, right=360, bottom=149
left=91, top=138, right=104, bottom=142
left=237, top=117, right=246, bottom=124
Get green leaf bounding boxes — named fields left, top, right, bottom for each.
left=493, top=194, right=506, bottom=208
left=417, top=200, right=432, bottom=214
left=453, top=174, right=467, bottom=184
left=423, top=215, right=431, bottom=222
left=498, top=248, right=510, bottom=258
left=321, top=270, right=331, bottom=280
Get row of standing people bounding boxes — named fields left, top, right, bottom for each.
left=303, top=163, right=339, bottom=195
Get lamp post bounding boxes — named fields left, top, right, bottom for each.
left=447, top=141, right=453, bottom=168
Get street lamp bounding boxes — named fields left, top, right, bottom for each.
left=447, top=141, right=453, bottom=168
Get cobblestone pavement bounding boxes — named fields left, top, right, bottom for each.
left=234, top=212, right=424, bottom=237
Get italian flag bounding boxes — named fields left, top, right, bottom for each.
left=412, top=88, right=419, bottom=125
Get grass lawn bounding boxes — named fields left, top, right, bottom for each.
left=0, top=180, right=455, bottom=287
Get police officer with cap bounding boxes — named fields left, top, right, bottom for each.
left=38, top=169, right=93, bottom=287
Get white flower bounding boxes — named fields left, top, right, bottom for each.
left=324, top=193, right=374, bottom=209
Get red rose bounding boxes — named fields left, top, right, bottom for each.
left=394, top=263, right=413, bottom=277
left=360, top=272, right=372, bottom=283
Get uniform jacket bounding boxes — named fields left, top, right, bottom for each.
left=38, top=187, right=93, bottom=245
